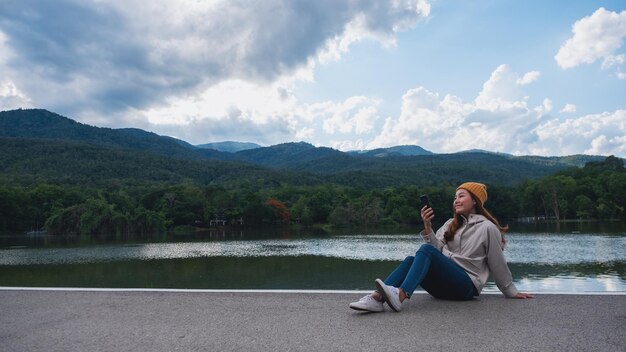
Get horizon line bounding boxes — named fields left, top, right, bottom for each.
left=1, top=286, right=624, bottom=296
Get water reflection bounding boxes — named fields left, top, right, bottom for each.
left=511, top=275, right=624, bottom=293
left=2, top=232, right=624, bottom=265
left=505, top=233, right=625, bottom=264
left=0, top=256, right=623, bottom=292
left=0, top=225, right=625, bottom=292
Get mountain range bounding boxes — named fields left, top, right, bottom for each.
left=196, top=141, right=262, bottom=153
left=0, top=108, right=619, bottom=188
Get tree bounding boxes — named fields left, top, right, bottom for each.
left=45, top=204, right=83, bottom=235
left=538, top=175, right=576, bottom=220
left=291, top=196, right=314, bottom=225
left=266, top=198, right=290, bottom=223
left=0, top=186, right=27, bottom=231
left=78, top=198, right=120, bottom=235
left=307, top=185, right=340, bottom=223
left=328, top=204, right=356, bottom=226
left=132, top=207, right=166, bottom=234
left=573, top=195, right=594, bottom=219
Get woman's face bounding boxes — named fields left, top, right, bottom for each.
left=454, top=188, right=477, bottom=217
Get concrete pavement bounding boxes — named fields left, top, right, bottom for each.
left=1, top=288, right=624, bottom=351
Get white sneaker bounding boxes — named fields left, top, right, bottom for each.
left=375, top=279, right=402, bottom=312
left=349, top=294, right=384, bottom=312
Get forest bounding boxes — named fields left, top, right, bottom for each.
left=1, top=109, right=624, bottom=235
left=1, top=155, right=624, bottom=236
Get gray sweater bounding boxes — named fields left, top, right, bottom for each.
left=420, top=213, right=519, bottom=298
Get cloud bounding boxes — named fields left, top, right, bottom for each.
left=601, top=54, right=625, bottom=69
left=0, top=30, right=11, bottom=65
left=146, top=112, right=297, bottom=148
left=120, top=78, right=303, bottom=145
left=0, top=80, right=32, bottom=110
left=318, top=0, right=430, bottom=63
left=0, top=30, right=32, bottom=110
left=321, top=96, right=381, bottom=135
left=559, top=104, right=577, bottom=113
left=368, top=86, right=478, bottom=152
left=475, top=65, right=537, bottom=111
left=516, top=71, right=541, bottom=85
left=367, top=64, right=626, bottom=157
left=122, top=78, right=384, bottom=147
left=0, top=0, right=429, bottom=120
left=531, top=110, right=626, bottom=156
left=533, top=98, right=553, bottom=115
left=555, top=8, right=626, bottom=72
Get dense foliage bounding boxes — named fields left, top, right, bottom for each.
left=1, top=156, right=624, bottom=235
left=516, top=156, right=626, bottom=220
left=1, top=108, right=615, bottom=188
left=1, top=108, right=624, bottom=235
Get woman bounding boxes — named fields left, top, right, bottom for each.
left=350, top=182, right=533, bottom=312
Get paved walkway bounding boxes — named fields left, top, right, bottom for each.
left=1, top=288, right=625, bottom=351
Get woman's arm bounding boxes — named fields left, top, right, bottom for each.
left=421, top=205, right=434, bottom=234
left=485, top=225, right=534, bottom=299
left=420, top=206, right=446, bottom=250
left=485, top=225, right=519, bottom=298
left=513, top=292, right=535, bottom=299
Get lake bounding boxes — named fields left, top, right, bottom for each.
left=1, top=222, right=625, bottom=293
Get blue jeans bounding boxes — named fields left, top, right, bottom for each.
left=383, top=244, right=477, bottom=300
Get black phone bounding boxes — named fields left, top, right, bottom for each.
left=419, top=194, right=431, bottom=210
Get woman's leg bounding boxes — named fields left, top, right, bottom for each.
left=419, top=247, right=477, bottom=300
left=383, top=256, right=415, bottom=287
left=366, top=256, right=414, bottom=301
left=399, top=244, right=476, bottom=300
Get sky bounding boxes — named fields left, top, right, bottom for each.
left=0, top=0, right=625, bottom=157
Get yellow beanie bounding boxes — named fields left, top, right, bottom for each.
left=457, top=182, right=488, bottom=206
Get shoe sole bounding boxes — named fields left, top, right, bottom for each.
left=375, top=279, right=400, bottom=312
left=349, top=304, right=383, bottom=313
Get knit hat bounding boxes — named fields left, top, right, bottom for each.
left=457, top=182, right=488, bottom=206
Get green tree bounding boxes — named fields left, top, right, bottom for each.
left=291, top=196, right=314, bottom=225
left=0, top=186, right=27, bottom=231
left=573, top=195, right=595, bottom=219
left=537, top=175, right=576, bottom=220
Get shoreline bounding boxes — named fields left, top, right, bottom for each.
left=2, top=286, right=626, bottom=295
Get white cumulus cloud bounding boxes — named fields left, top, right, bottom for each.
left=0, top=0, right=430, bottom=125
left=533, top=98, right=553, bottom=115
left=0, top=80, right=32, bottom=110
left=601, top=54, right=625, bottom=69
left=555, top=8, right=626, bottom=73
left=368, top=64, right=626, bottom=157
left=321, top=96, right=381, bottom=135
left=475, top=64, right=533, bottom=111
left=559, top=104, right=577, bottom=113
left=516, top=71, right=541, bottom=85
left=530, top=110, right=626, bottom=156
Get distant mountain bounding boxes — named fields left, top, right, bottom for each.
left=232, top=142, right=345, bottom=168
left=196, top=141, right=262, bottom=153
left=285, top=152, right=575, bottom=186
left=0, top=109, right=231, bottom=161
left=349, top=145, right=433, bottom=157
left=1, top=108, right=623, bottom=189
left=225, top=143, right=604, bottom=186
left=516, top=154, right=614, bottom=168
left=0, top=136, right=320, bottom=187
left=458, top=149, right=512, bottom=156
left=455, top=149, right=614, bottom=168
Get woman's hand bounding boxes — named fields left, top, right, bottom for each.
left=513, top=292, right=535, bottom=299
left=421, top=205, right=434, bottom=234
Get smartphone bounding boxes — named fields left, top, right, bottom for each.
left=419, top=194, right=431, bottom=210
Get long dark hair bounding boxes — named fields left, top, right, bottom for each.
left=444, top=193, right=509, bottom=244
